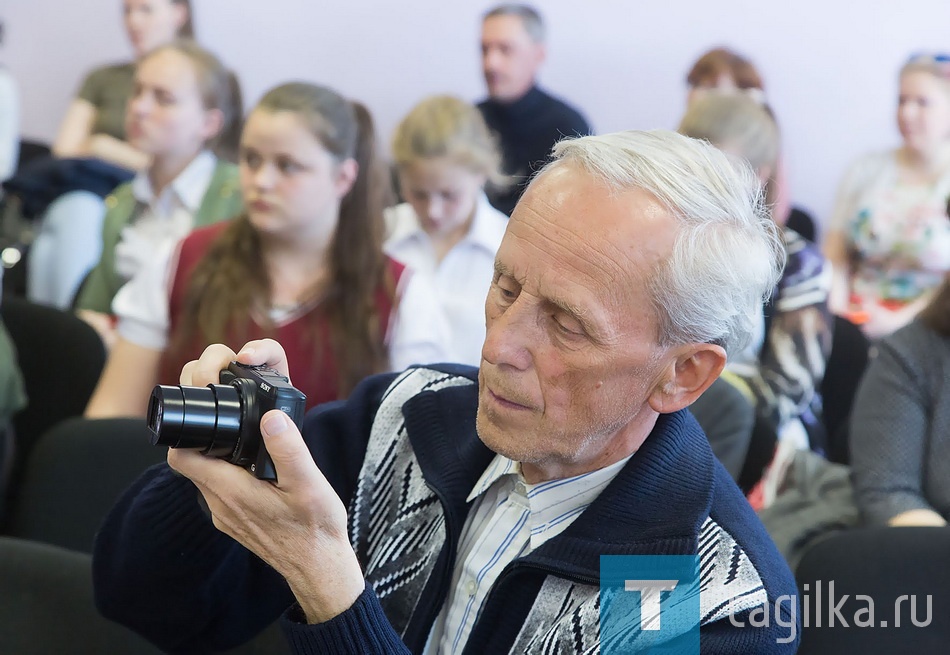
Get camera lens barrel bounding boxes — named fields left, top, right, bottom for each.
left=147, top=383, right=243, bottom=456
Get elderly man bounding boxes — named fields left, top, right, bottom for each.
left=477, top=4, right=590, bottom=216
left=94, top=130, right=798, bottom=653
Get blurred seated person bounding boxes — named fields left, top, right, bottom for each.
left=477, top=4, right=590, bottom=215
left=824, top=53, right=950, bottom=340
left=851, top=275, right=950, bottom=527
left=68, top=40, right=242, bottom=345
left=385, top=95, right=508, bottom=366
left=84, top=82, right=449, bottom=418
left=26, top=1, right=242, bottom=310
left=53, top=0, right=195, bottom=169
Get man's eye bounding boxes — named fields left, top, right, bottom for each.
left=553, top=316, right=583, bottom=336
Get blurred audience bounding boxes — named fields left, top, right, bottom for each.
left=385, top=95, right=508, bottom=366
left=850, top=275, right=950, bottom=527
left=25, top=1, right=244, bottom=311
left=477, top=3, right=589, bottom=216
left=84, top=82, right=449, bottom=418
left=824, top=53, right=950, bottom=340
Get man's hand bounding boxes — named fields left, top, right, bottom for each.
left=168, top=340, right=366, bottom=623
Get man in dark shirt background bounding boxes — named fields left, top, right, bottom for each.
left=477, top=4, right=591, bottom=215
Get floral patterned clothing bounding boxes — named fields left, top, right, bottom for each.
left=830, top=150, right=950, bottom=310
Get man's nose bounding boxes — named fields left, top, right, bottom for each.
left=481, top=296, right=536, bottom=371
left=483, top=47, right=502, bottom=71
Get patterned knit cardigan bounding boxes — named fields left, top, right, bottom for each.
left=94, top=365, right=800, bottom=654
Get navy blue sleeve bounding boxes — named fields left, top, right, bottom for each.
left=92, top=371, right=403, bottom=653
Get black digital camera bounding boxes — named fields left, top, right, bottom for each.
left=147, top=362, right=307, bottom=481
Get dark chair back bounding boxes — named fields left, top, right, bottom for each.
left=795, top=527, right=950, bottom=653
left=2, top=418, right=290, bottom=653
left=0, top=536, right=164, bottom=654
left=0, top=297, right=106, bottom=487
left=4, top=417, right=165, bottom=552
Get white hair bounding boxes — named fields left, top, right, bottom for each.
left=539, top=129, right=785, bottom=357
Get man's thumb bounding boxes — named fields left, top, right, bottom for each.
left=259, top=410, right=308, bottom=480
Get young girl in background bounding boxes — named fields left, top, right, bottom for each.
left=386, top=95, right=508, bottom=365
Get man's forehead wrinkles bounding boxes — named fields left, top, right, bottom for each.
left=512, top=209, right=630, bottom=287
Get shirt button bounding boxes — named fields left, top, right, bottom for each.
left=514, top=481, right=527, bottom=496
left=466, top=579, right=477, bottom=596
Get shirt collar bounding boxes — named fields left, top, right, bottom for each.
left=130, top=150, right=217, bottom=212
left=385, top=192, right=505, bottom=255
left=468, top=451, right=634, bottom=551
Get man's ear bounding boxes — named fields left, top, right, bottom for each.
left=648, top=344, right=727, bottom=415
left=535, top=42, right=548, bottom=68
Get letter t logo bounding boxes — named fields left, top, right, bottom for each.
left=625, top=580, right=679, bottom=631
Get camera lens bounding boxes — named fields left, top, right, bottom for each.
left=147, top=383, right=243, bottom=457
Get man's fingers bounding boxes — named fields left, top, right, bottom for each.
left=235, top=339, right=292, bottom=380
left=179, top=359, right=197, bottom=386
left=189, top=344, right=238, bottom=387
left=167, top=444, right=236, bottom=486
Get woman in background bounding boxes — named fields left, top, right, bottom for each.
left=70, top=40, right=242, bottom=348
left=85, top=83, right=448, bottom=417
left=824, top=53, right=950, bottom=340
left=850, top=276, right=950, bottom=527
left=385, top=95, right=508, bottom=366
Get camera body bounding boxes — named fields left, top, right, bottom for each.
left=147, top=361, right=307, bottom=481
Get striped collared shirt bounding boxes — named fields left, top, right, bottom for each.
left=425, top=452, right=633, bottom=654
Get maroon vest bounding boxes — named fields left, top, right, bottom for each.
left=159, top=222, right=404, bottom=410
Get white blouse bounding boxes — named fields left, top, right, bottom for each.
left=384, top=193, right=508, bottom=366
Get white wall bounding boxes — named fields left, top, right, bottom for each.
left=3, top=0, right=950, bottom=232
